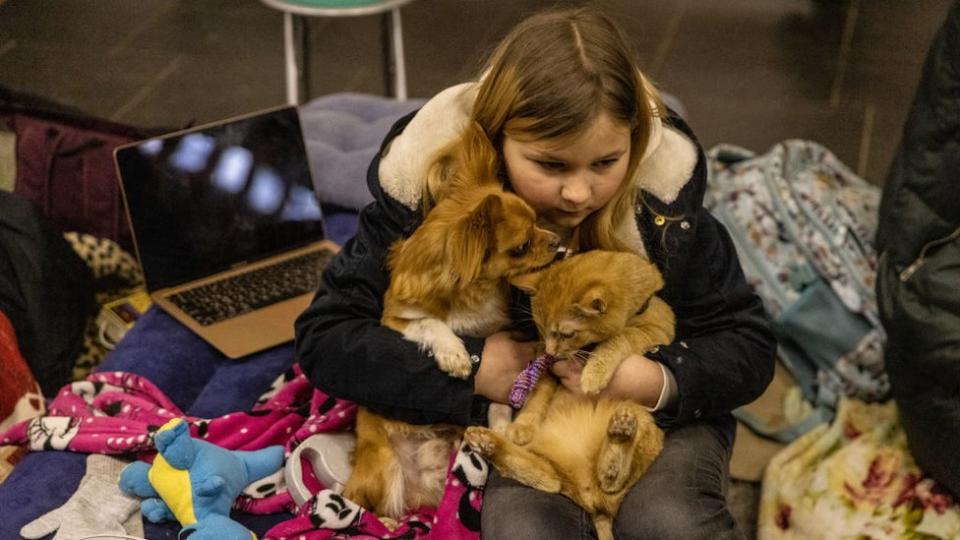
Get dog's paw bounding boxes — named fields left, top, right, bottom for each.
left=507, top=422, right=535, bottom=446
left=463, top=426, right=497, bottom=457
left=433, top=347, right=473, bottom=379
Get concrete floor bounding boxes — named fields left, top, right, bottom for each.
left=1, top=0, right=954, bottom=537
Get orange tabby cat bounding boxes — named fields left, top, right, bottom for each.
left=464, top=250, right=675, bottom=540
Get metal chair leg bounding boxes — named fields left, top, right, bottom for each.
left=390, top=7, right=407, bottom=101
left=283, top=11, right=299, bottom=105
left=284, top=2, right=407, bottom=104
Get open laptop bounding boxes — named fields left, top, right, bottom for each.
left=114, top=105, right=338, bottom=358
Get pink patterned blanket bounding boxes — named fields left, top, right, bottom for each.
left=0, top=367, right=486, bottom=540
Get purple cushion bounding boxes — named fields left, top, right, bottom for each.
left=300, top=93, right=425, bottom=211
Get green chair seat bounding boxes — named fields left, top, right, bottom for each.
left=260, top=0, right=413, bottom=16
left=276, top=0, right=390, bottom=7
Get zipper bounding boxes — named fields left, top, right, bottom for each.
left=787, top=178, right=877, bottom=310
left=899, top=226, right=960, bottom=282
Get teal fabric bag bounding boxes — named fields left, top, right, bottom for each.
left=706, top=141, right=888, bottom=442
left=776, top=279, right=874, bottom=408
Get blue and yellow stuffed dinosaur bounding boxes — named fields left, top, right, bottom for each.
left=119, top=417, right=285, bottom=540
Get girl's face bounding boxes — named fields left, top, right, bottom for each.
left=502, top=111, right=632, bottom=230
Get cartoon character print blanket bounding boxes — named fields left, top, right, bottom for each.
left=0, top=366, right=487, bottom=540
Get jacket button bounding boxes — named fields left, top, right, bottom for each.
left=680, top=341, right=689, bottom=349
left=470, top=354, right=481, bottom=365
left=676, top=356, right=683, bottom=364
left=680, top=220, right=690, bottom=230
left=694, top=409, right=702, bottom=418
left=654, top=215, right=666, bottom=226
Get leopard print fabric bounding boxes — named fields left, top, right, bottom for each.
left=64, top=232, right=144, bottom=380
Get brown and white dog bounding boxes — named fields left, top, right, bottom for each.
left=343, top=181, right=559, bottom=520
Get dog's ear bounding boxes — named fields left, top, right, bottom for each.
left=509, top=269, right=544, bottom=295
left=574, top=286, right=607, bottom=317
left=469, top=194, right=502, bottom=234
left=447, top=194, right=502, bottom=285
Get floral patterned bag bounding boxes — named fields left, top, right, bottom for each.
left=758, top=399, right=958, bottom=539
left=705, top=141, right=889, bottom=441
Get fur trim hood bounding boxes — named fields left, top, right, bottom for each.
left=377, top=82, right=699, bottom=211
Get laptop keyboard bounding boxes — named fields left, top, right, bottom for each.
left=168, top=248, right=335, bottom=327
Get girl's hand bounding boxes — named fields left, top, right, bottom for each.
left=475, top=331, right=538, bottom=404
left=549, top=357, right=585, bottom=396
left=551, top=354, right=665, bottom=408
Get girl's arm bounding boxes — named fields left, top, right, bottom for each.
left=296, top=197, right=493, bottom=426
left=646, top=208, right=777, bottom=426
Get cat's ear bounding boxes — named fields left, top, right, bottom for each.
left=509, top=269, right=543, bottom=295
left=575, top=287, right=607, bottom=317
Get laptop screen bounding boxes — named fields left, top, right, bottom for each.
left=116, top=106, right=325, bottom=291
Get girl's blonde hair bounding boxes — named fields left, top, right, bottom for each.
left=424, top=7, right=665, bottom=252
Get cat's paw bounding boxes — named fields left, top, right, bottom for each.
left=607, top=407, right=638, bottom=441
left=596, top=443, right=632, bottom=494
left=463, top=426, right=497, bottom=457
left=580, top=362, right=614, bottom=395
left=597, top=406, right=641, bottom=493
left=507, top=422, right=535, bottom=446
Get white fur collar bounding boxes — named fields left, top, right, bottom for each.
left=379, top=83, right=477, bottom=210
left=378, top=82, right=697, bottom=212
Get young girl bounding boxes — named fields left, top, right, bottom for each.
left=295, top=7, right=776, bottom=539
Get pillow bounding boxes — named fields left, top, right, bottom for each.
left=299, top=94, right=425, bottom=211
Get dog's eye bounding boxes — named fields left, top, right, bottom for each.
left=510, top=241, right=530, bottom=257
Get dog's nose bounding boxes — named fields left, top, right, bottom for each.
left=546, top=232, right=562, bottom=251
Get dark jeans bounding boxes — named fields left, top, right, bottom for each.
left=480, top=415, right=743, bottom=540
